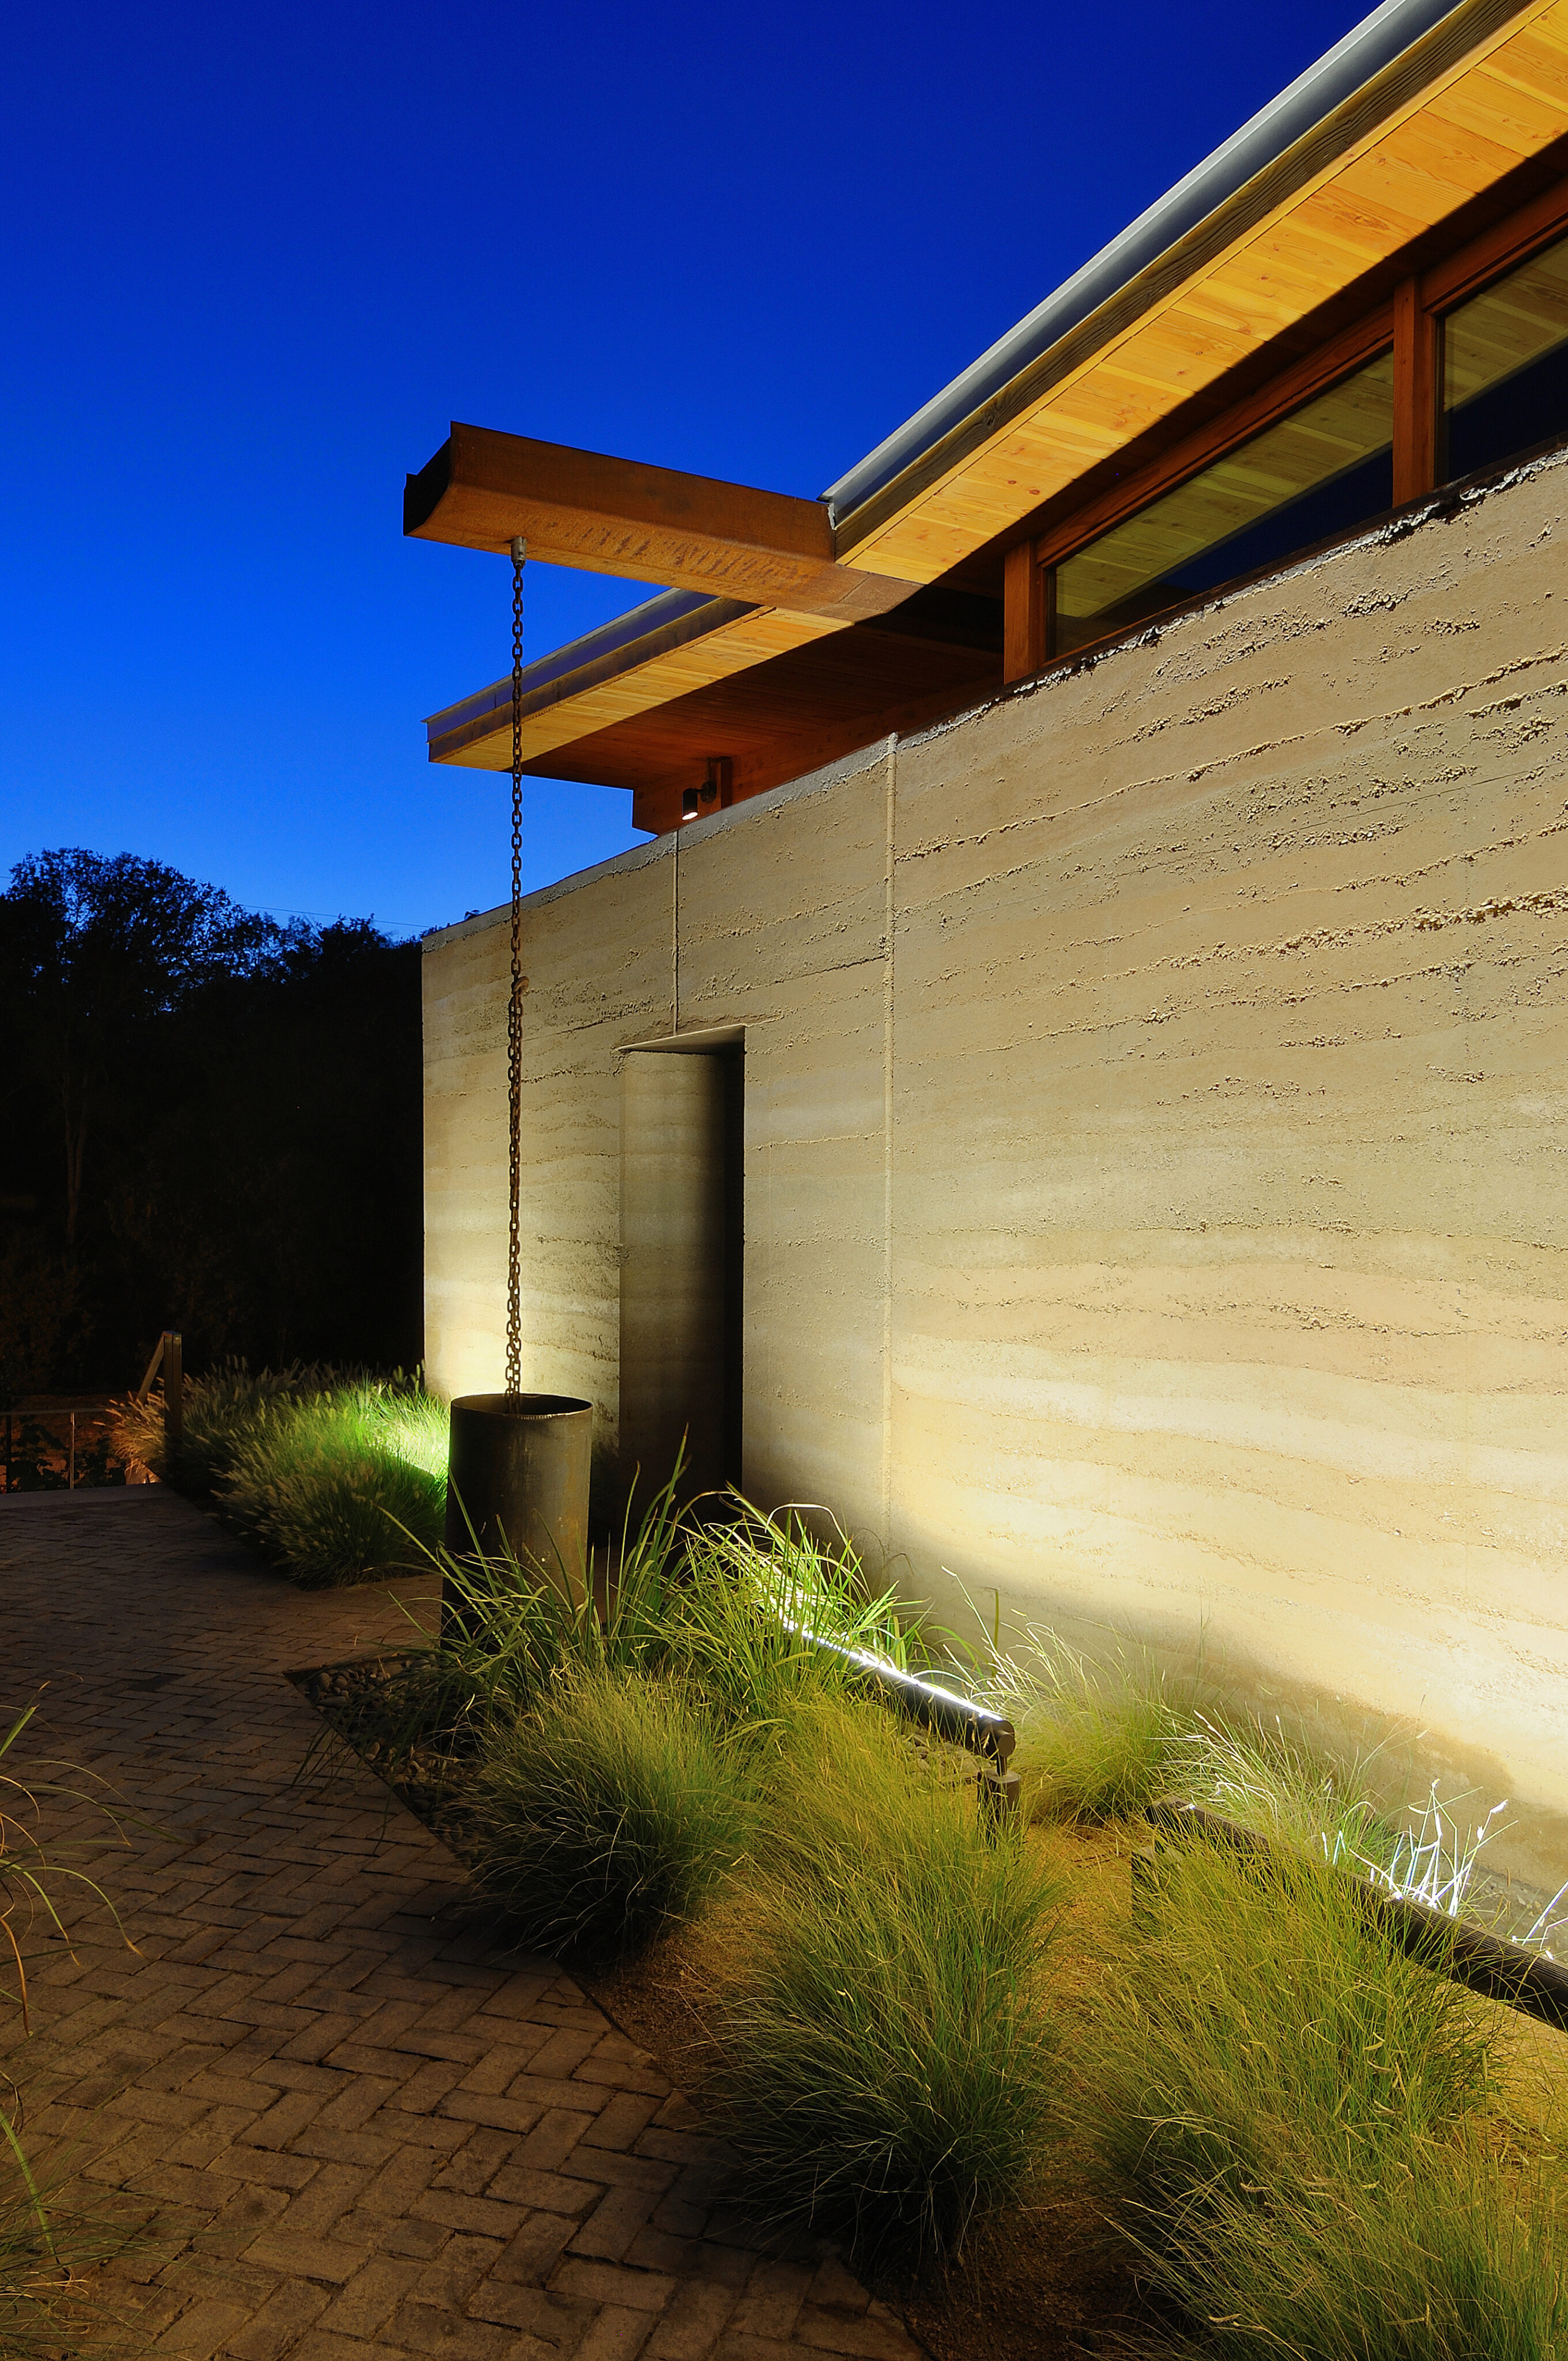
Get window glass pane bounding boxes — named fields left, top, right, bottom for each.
left=1443, top=231, right=1568, bottom=482
left=1054, top=353, right=1394, bottom=655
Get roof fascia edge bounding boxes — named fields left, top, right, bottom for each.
left=828, top=0, right=1524, bottom=546
left=424, top=588, right=754, bottom=747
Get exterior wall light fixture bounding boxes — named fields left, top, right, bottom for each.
left=683, top=755, right=733, bottom=823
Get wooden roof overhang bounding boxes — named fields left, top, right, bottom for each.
left=425, top=584, right=1005, bottom=834
left=415, top=0, right=1568, bottom=833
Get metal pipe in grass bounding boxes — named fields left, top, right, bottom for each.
left=1145, top=1798, right=1568, bottom=2034
left=785, top=1622, right=1020, bottom=1813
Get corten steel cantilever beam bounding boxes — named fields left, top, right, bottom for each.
left=404, top=423, right=920, bottom=623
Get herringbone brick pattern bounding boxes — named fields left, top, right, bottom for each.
left=0, top=1488, right=921, bottom=2361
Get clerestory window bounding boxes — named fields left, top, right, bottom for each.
left=1053, top=353, right=1395, bottom=656
left=1442, top=228, right=1568, bottom=485
left=1014, top=182, right=1568, bottom=680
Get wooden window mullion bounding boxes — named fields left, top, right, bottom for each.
left=1393, top=277, right=1439, bottom=505
left=1003, top=540, right=1048, bottom=682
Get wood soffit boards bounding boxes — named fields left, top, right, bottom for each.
left=512, top=614, right=1005, bottom=839
left=431, top=592, right=1003, bottom=779
left=427, top=0, right=1568, bottom=782
left=429, top=606, right=847, bottom=768
left=840, top=0, right=1568, bottom=583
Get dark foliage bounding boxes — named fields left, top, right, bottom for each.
left=0, top=848, right=422, bottom=1396
left=0, top=1414, right=125, bottom=1491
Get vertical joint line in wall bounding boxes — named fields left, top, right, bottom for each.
left=881, top=731, right=896, bottom=1551
left=671, top=823, right=679, bottom=1035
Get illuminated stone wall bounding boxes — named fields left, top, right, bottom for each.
left=424, top=444, right=1568, bottom=1887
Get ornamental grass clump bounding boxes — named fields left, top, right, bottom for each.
left=107, top=1357, right=329, bottom=1492
left=0, top=2159, right=81, bottom=2360
left=0, top=2140, right=137, bottom=2361
left=469, top=1664, right=756, bottom=1958
left=305, top=1457, right=695, bottom=1800
left=218, top=1380, right=446, bottom=1586
left=667, top=1507, right=922, bottom=1748
left=714, top=1699, right=1070, bottom=2262
left=423, top=1480, right=919, bottom=1763
left=1173, top=1711, right=1405, bottom=1868
left=984, top=1630, right=1188, bottom=1826
left=434, top=1454, right=687, bottom=1710
left=1076, top=1831, right=1558, bottom=2358
left=1149, top=2145, right=1568, bottom=2361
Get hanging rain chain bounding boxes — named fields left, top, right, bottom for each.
left=505, top=537, right=527, bottom=1400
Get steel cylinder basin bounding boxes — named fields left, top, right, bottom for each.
left=444, top=1394, right=593, bottom=1617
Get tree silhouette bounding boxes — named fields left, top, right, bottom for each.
left=3, top=850, right=278, bottom=1245
left=0, top=849, right=421, bottom=1396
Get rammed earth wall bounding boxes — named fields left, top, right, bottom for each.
left=423, top=443, right=1568, bottom=1888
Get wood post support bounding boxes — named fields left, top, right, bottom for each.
left=1393, top=277, right=1439, bottom=507
left=1003, top=540, right=1049, bottom=682
left=162, top=1332, right=183, bottom=1468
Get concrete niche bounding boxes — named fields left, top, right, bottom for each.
left=619, top=1037, right=742, bottom=1516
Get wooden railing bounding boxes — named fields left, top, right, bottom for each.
left=2, top=1401, right=115, bottom=1491
left=136, top=1329, right=183, bottom=1462
left=1, top=1331, right=184, bottom=1493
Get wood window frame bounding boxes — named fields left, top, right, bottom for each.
left=1421, top=174, right=1568, bottom=316
left=1000, top=169, right=1568, bottom=683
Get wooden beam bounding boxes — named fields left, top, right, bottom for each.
left=405, top=423, right=919, bottom=623
left=1002, top=542, right=1048, bottom=681
left=428, top=590, right=1001, bottom=772
left=1393, top=278, right=1439, bottom=505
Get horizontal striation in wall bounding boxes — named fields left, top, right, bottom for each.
left=890, top=452, right=1568, bottom=1884
left=423, top=458, right=1568, bottom=1884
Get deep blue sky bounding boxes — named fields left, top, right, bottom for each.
left=4, top=0, right=1371, bottom=939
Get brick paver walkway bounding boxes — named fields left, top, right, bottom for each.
left=0, top=1489, right=920, bottom=2361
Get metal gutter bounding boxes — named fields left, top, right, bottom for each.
left=823, top=0, right=1480, bottom=528
left=785, top=1621, right=1017, bottom=1769
left=423, top=586, right=748, bottom=746
left=424, top=0, right=1526, bottom=748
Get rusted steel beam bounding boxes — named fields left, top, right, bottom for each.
left=404, top=423, right=918, bottom=623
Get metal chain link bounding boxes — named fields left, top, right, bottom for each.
left=505, top=539, right=526, bottom=1399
